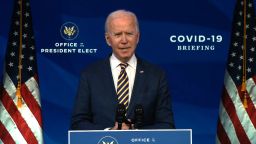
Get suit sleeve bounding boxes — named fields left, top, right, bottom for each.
left=70, top=71, right=105, bottom=130
left=143, top=71, right=175, bottom=129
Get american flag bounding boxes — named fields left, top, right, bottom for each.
left=216, top=0, right=256, bottom=143
left=0, top=0, right=43, bottom=143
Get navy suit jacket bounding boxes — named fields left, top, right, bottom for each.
left=71, top=56, right=175, bottom=130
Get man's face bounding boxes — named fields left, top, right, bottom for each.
left=105, top=15, right=139, bottom=62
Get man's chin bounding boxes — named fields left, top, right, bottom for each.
left=119, top=56, right=132, bottom=62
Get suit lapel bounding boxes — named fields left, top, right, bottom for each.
left=102, top=58, right=118, bottom=105
left=127, top=58, right=146, bottom=117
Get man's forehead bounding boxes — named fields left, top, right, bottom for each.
left=109, top=25, right=136, bottom=33
left=110, top=16, right=135, bottom=24
left=110, top=16, right=135, bottom=25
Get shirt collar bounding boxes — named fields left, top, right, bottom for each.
left=110, top=53, right=137, bottom=70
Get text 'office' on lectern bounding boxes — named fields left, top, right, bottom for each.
left=68, top=129, right=192, bottom=144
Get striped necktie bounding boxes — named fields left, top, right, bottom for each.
left=117, top=63, right=129, bottom=110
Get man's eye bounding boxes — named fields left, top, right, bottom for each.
left=114, top=33, right=122, bottom=37
left=111, top=32, right=135, bottom=38
left=127, top=32, right=134, bottom=36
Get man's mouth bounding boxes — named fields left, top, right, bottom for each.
left=119, top=47, right=130, bottom=50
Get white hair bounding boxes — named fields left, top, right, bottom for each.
left=105, top=9, right=140, bottom=33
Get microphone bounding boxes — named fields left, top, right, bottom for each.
left=116, top=104, right=126, bottom=130
left=134, top=104, right=143, bottom=129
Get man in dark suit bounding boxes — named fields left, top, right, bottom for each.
left=71, top=10, right=175, bottom=130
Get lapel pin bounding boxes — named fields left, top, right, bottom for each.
left=140, top=70, right=144, bottom=74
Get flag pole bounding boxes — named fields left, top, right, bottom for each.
left=17, top=0, right=23, bottom=108
left=242, top=0, right=248, bottom=108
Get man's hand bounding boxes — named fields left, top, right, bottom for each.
left=110, top=121, right=134, bottom=130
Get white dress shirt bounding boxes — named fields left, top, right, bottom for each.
left=110, top=53, right=137, bottom=103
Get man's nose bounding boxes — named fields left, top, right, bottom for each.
left=120, top=33, right=128, bottom=43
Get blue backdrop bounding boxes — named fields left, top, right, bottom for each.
left=0, top=0, right=246, bottom=143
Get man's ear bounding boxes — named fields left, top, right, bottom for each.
left=105, top=33, right=111, bottom=46
left=136, top=32, right=140, bottom=44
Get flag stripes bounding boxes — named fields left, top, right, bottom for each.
left=217, top=0, right=256, bottom=143
left=0, top=108, right=16, bottom=144
left=1, top=73, right=43, bottom=143
left=0, top=0, right=43, bottom=143
left=21, top=81, right=42, bottom=127
left=217, top=118, right=232, bottom=144
left=217, top=72, right=256, bottom=143
left=1, top=89, right=38, bottom=143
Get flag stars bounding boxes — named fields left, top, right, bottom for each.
left=229, top=62, right=234, bottom=67
left=27, top=66, right=32, bottom=71
left=248, top=58, right=253, bottom=62
left=13, top=31, right=18, bottom=36
left=231, top=52, right=236, bottom=57
left=16, top=11, right=20, bottom=15
left=246, top=24, right=249, bottom=29
left=29, top=56, right=34, bottom=61
left=247, top=14, right=251, bottom=18
left=251, top=47, right=255, bottom=52
left=22, top=44, right=26, bottom=48
left=240, top=56, right=243, bottom=60
left=21, top=54, right=24, bottom=59
left=239, top=11, right=243, bottom=16
left=238, top=65, right=242, bottom=70
left=236, top=76, right=240, bottom=80
left=237, top=22, right=241, bottom=26
left=24, top=23, right=28, bottom=28
left=12, top=42, right=17, bottom=46
left=23, top=34, right=27, bottom=39
left=252, top=37, right=256, bottom=41
left=254, top=27, right=256, bottom=31
left=248, top=3, right=252, bottom=7
left=15, top=21, right=19, bottom=25
left=25, top=12, right=29, bottom=17
left=30, top=45, right=35, bottom=50
left=247, top=68, right=251, bottom=73
left=233, top=42, right=238, bottom=47
left=26, top=2, right=30, bottom=6
left=10, top=52, right=15, bottom=57
left=235, top=32, right=240, bottom=36
left=8, top=62, right=14, bottom=67
left=241, top=1, right=243, bottom=5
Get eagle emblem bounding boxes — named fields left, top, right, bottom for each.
left=97, top=136, right=118, bottom=144
left=60, top=22, right=79, bottom=40
left=102, top=141, right=114, bottom=144
left=64, top=26, right=76, bottom=37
